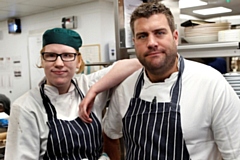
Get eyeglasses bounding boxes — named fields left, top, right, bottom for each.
left=41, top=52, right=80, bottom=62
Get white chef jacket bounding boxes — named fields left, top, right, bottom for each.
left=103, top=58, right=240, bottom=160
left=5, top=65, right=113, bottom=160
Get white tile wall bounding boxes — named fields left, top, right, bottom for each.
left=0, top=1, right=115, bottom=102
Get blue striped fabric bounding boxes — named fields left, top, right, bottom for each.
left=40, top=79, right=102, bottom=160
left=122, top=56, right=191, bottom=160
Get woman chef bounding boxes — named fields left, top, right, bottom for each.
left=4, top=28, right=141, bottom=160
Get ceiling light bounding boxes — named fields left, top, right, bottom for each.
left=193, top=7, right=232, bottom=15
left=179, top=0, right=207, bottom=9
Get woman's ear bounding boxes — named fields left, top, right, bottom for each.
left=41, top=56, right=44, bottom=65
left=76, top=57, right=81, bottom=69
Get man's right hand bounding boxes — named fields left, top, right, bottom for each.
left=103, top=132, right=121, bottom=160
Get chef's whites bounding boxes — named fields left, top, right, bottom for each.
left=223, top=72, right=240, bottom=99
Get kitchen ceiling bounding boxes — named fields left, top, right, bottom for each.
left=0, top=0, right=239, bottom=22
left=0, top=0, right=98, bottom=22
left=181, top=0, right=240, bottom=19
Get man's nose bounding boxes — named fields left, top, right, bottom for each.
left=147, top=35, right=158, bottom=49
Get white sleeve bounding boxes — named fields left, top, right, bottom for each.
left=87, top=64, right=114, bottom=86
left=5, top=104, right=41, bottom=160
left=85, top=65, right=114, bottom=118
left=103, top=84, right=132, bottom=139
left=212, top=75, right=240, bottom=159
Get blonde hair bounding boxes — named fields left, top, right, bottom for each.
left=37, top=47, right=85, bottom=74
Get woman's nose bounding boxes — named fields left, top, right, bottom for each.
left=54, top=56, right=64, bottom=66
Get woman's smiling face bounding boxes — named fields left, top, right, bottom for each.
left=41, top=44, right=81, bottom=94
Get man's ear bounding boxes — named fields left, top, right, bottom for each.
left=173, top=30, right=179, bottom=46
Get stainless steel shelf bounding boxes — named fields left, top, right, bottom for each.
left=85, top=62, right=112, bottom=67
left=178, top=41, right=240, bottom=58
left=127, top=41, right=240, bottom=58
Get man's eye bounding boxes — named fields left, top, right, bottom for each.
left=156, top=31, right=164, bottom=35
left=137, top=35, right=146, bottom=39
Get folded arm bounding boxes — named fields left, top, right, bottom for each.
left=79, top=58, right=141, bottom=123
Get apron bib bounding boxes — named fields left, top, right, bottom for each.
left=122, top=56, right=190, bottom=160
left=40, top=79, right=102, bottom=160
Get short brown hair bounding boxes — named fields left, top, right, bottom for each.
left=130, top=2, right=175, bottom=35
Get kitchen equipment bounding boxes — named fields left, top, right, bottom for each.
left=223, top=72, right=240, bottom=98
left=0, top=132, right=6, bottom=141
left=183, top=22, right=231, bottom=43
left=185, top=25, right=230, bottom=35
left=230, top=57, right=240, bottom=72
left=181, top=20, right=214, bottom=27
left=218, top=29, right=240, bottom=42
left=183, top=35, right=217, bottom=43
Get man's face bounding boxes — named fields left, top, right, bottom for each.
left=133, top=13, right=179, bottom=81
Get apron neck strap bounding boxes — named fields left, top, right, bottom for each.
left=170, top=55, right=184, bottom=104
left=71, top=79, right=85, bottom=100
left=40, top=78, right=85, bottom=120
left=133, top=55, right=185, bottom=104
left=40, top=80, right=57, bottom=120
left=133, top=69, right=144, bottom=98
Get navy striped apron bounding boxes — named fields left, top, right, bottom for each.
left=122, top=56, right=190, bottom=160
left=40, top=79, right=102, bottom=160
